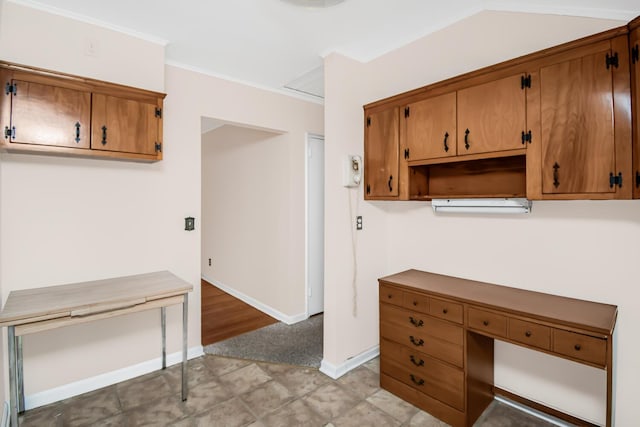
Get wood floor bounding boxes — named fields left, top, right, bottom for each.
left=201, top=279, right=278, bottom=346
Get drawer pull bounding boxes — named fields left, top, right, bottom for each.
left=413, top=301, right=418, bottom=306
left=442, top=308, right=448, bottom=314
left=525, top=331, right=532, bottom=337
left=409, top=336, right=424, bottom=347
left=410, top=374, right=425, bottom=386
left=409, top=355, right=425, bottom=367
left=409, top=316, right=424, bottom=327
left=387, top=294, right=392, bottom=299
left=483, top=320, right=489, bottom=326
left=574, top=344, right=582, bottom=351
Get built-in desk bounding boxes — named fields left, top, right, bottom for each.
left=379, top=269, right=617, bottom=427
left=0, top=271, right=193, bottom=427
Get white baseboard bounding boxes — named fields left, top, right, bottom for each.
left=319, top=345, right=380, bottom=379
left=202, top=275, right=307, bottom=325
left=25, top=345, right=204, bottom=410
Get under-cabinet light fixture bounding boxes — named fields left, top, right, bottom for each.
left=431, top=198, right=532, bottom=214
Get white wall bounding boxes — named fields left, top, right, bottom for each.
left=201, top=124, right=311, bottom=319
left=323, top=10, right=636, bottom=426
left=0, top=1, right=323, bottom=403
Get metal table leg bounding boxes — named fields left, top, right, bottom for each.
left=8, top=326, right=19, bottom=427
left=17, top=335, right=24, bottom=413
left=181, top=293, right=188, bottom=401
left=161, top=307, right=167, bottom=370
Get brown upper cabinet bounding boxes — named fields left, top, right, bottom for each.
left=630, top=17, right=640, bottom=199
left=0, top=62, right=165, bottom=162
left=403, top=92, right=456, bottom=161
left=364, top=23, right=634, bottom=201
left=457, top=74, right=527, bottom=156
left=364, top=106, right=400, bottom=199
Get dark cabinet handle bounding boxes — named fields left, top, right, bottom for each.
left=75, top=122, right=81, bottom=143
left=409, top=355, right=425, bottom=367
left=101, top=125, right=108, bottom=145
left=483, top=320, right=489, bottom=326
left=410, top=374, right=425, bottom=386
left=574, top=344, right=582, bottom=351
left=409, top=316, right=424, bottom=327
left=464, top=129, right=470, bottom=150
left=553, top=162, right=560, bottom=188
left=412, top=301, right=418, bottom=306
left=409, top=336, right=424, bottom=347
left=388, top=175, right=393, bottom=192
left=442, top=308, right=448, bottom=314
left=525, top=331, right=532, bottom=337
left=387, top=294, right=392, bottom=299
left=443, top=132, right=449, bottom=152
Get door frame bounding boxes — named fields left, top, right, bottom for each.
left=305, top=133, right=324, bottom=317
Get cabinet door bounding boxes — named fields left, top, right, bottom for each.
left=91, top=94, right=160, bottom=155
left=631, top=27, right=640, bottom=199
left=5, top=76, right=90, bottom=149
left=457, top=74, right=526, bottom=155
left=364, top=107, right=399, bottom=198
left=404, top=92, right=456, bottom=161
left=540, top=48, right=616, bottom=195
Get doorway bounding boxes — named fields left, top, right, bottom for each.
left=306, top=134, right=324, bottom=316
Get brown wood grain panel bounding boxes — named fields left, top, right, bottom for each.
left=540, top=44, right=615, bottom=195
left=404, top=92, right=457, bottom=160
left=611, top=34, right=632, bottom=200
left=631, top=27, right=640, bottom=198
left=526, top=70, right=543, bottom=199
left=380, top=322, right=464, bottom=368
left=466, top=331, right=494, bottom=426
left=508, top=318, right=551, bottom=351
left=429, top=297, right=463, bottom=324
left=200, top=279, right=277, bottom=345
left=457, top=74, right=526, bottom=156
left=91, top=94, right=159, bottom=155
left=380, top=283, right=404, bottom=307
left=364, top=107, right=399, bottom=199
left=468, top=308, right=508, bottom=338
left=10, top=79, right=90, bottom=149
left=552, top=329, right=607, bottom=367
left=381, top=304, right=464, bottom=345
left=403, top=290, right=430, bottom=314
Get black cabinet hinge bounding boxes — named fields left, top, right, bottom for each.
left=605, top=52, right=619, bottom=69
left=4, top=126, right=15, bottom=139
left=521, top=130, right=532, bottom=144
left=155, top=107, right=162, bottom=118
left=366, top=117, right=371, bottom=127
left=5, top=83, right=16, bottom=95
left=404, top=148, right=410, bottom=159
left=521, top=75, right=531, bottom=89
left=609, top=172, right=622, bottom=188
left=366, top=184, right=371, bottom=195
left=404, top=107, right=410, bottom=118
left=636, top=171, right=640, bottom=188
left=633, top=44, right=639, bottom=65
left=155, top=142, right=162, bottom=153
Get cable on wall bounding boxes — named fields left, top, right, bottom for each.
left=347, top=183, right=360, bottom=317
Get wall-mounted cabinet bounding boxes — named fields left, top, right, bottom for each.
left=0, top=62, right=165, bottom=162
left=364, top=25, right=634, bottom=201
left=630, top=17, right=640, bottom=199
left=364, top=106, right=400, bottom=199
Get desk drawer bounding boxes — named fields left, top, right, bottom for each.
left=508, top=318, right=551, bottom=351
left=381, top=322, right=464, bottom=368
left=381, top=304, right=463, bottom=345
left=468, top=307, right=507, bottom=338
left=429, top=298, right=463, bottom=324
left=380, top=284, right=404, bottom=307
left=403, top=291, right=430, bottom=314
left=380, top=342, right=464, bottom=411
left=553, top=329, right=607, bottom=367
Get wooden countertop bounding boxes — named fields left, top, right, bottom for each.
left=379, top=269, right=617, bottom=336
left=0, top=271, right=193, bottom=327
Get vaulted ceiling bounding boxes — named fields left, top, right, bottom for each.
left=10, top=0, right=640, bottom=100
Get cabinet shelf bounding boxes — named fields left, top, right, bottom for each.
left=409, top=155, right=527, bottom=200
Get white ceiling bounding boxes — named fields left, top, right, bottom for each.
left=10, top=0, right=640, bottom=100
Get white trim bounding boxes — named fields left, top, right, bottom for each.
left=494, top=395, right=576, bottom=427
left=305, top=133, right=325, bottom=318
left=165, top=60, right=324, bottom=106
left=483, top=0, right=637, bottom=22
left=7, top=0, right=169, bottom=45
left=319, top=345, right=379, bottom=379
left=25, top=346, right=204, bottom=410
left=201, top=275, right=307, bottom=325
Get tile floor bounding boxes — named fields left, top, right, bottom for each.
left=20, top=355, right=557, bottom=427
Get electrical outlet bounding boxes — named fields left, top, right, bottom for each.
left=208, top=258, right=211, bottom=266
left=356, top=216, right=363, bottom=230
